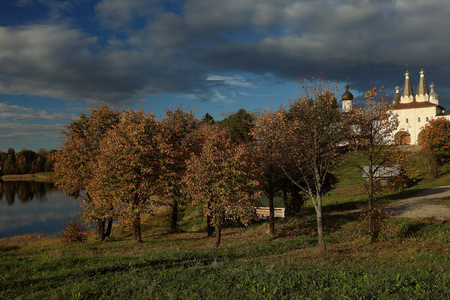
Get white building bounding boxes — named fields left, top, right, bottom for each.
left=390, top=69, right=450, bottom=145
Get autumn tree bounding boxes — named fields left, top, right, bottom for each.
left=183, top=123, right=262, bottom=247
left=158, top=106, right=199, bottom=233
left=346, top=87, right=403, bottom=242
left=276, top=77, right=345, bottom=253
left=420, top=118, right=450, bottom=178
left=250, top=109, right=288, bottom=235
left=54, top=103, right=122, bottom=240
left=89, top=110, right=161, bottom=242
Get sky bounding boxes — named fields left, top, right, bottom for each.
left=1, top=0, right=450, bottom=152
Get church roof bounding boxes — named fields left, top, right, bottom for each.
left=342, top=84, right=353, bottom=101
left=430, top=82, right=440, bottom=99
left=391, top=101, right=442, bottom=110
left=401, top=71, right=414, bottom=97
left=392, top=86, right=401, bottom=105
left=416, top=69, right=429, bottom=96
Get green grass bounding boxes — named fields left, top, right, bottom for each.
left=1, top=217, right=449, bottom=299
left=1, top=154, right=450, bottom=299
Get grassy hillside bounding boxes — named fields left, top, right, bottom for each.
left=1, top=153, right=450, bottom=299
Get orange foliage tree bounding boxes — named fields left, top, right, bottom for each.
left=158, top=106, right=199, bottom=233
left=89, top=110, right=161, bottom=242
left=54, top=103, right=121, bottom=240
left=250, top=109, right=288, bottom=235
left=346, top=87, right=403, bottom=242
left=183, top=123, right=262, bottom=247
left=420, top=118, right=450, bottom=178
left=276, top=77, right=345, bottom=253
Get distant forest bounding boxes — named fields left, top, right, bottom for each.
left=0, top=148, right=56, bottom=176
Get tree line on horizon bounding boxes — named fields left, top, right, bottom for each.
left=54, top=76, right=450, bottom=251
left=0, top=148, right=55, bottom=176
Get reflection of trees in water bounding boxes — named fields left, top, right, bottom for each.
left=0, top=181, right=57, bottom=206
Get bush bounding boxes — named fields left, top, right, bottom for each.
left=61, top=219, right=87, bottom=245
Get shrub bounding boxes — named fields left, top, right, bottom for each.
left=61, top=219, right=87, bottom=245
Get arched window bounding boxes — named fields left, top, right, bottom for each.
left=426, top=117, right=429, bottom=122
left=406, top=118, right=409, bottom=123
left=418, top=117, right=421, bottom=122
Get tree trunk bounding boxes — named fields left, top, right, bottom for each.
left=313, top=192, right=326, bottom=254
left=170, top=201, right=179, bottom=233
left=368, top=162, right=377, bottom=243
left=282, top=189, right=292, bottom=217
left=291, top=186, right=304, bottom=215
left=98, top=219, right=106, bottom=241
left=105, top=218, right=113, bottom=237
left=214, top=225, right=222, bottom=248
left=207, top=201, right=214, bottom=237
left=133, top=215, right=142, bottom=243
left=269, top=193, right=275, bottom=235
left=316, top=208, right=326, bottom=253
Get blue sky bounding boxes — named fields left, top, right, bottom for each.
left=1, top=0, right=450, bottom=152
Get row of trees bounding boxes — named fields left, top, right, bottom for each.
left=54, top=76, right=447, bottom=251
left=0, top=148, right=55, bottom=176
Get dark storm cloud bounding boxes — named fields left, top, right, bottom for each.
left=1, top=0, right=450, bottom=105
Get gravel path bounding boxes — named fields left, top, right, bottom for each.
left=386, top=186, right=450, bottom=221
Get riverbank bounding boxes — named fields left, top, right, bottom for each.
left=1, top=172, right=55, bottom=182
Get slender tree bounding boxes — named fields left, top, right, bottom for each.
left=250, top=110, right=287, bottom=235
left=276, top=76, right=345, bottom=253
left=158, top=106, right=198, bottom=233
left=54, top=103, right=121, bottom=240
left=183, top=123, right=262, bottom=247
left=346, top=87, right=402, bottom=242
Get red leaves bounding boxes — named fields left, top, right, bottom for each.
left=420, top=118, right=450, bottom=176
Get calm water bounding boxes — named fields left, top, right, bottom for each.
left=0, top=180, right=81, bottom=238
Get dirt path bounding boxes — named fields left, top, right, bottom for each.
left=386, top=186, right=450, bottom=221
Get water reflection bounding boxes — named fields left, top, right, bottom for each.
left=0, top=180, right=56, bottom=205
left=0, top=181, right=81, bottom=238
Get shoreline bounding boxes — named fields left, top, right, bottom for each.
left=1, top=172, right=55, bottom=182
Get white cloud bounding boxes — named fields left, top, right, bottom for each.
left=0, top=122, right=64, bottom=141
left=207, top=75, right=254, bottom=88
left=211, top=90, right=235, bottom=104
left=0, top=103, right=76, bottom=121
left=1, top=0, right=450, bottom=108
left=239, top=92, right=271, bottom=97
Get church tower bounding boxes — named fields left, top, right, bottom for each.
left=429, top=82, right=440, bottom=105
left=342, top=84, right=354, bottom=112
left=400, top=70, right=414, bottom=103
left=415, top=69, right=429, bottom=102
left=392, top=86, right=401, bottom=106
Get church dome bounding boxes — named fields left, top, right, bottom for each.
left=342, top=84, right=353, bottom=101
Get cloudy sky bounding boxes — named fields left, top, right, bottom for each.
left=1, top=0, right=449, bottom=151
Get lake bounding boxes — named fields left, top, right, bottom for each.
left=0, top=180, right=81, bottom=238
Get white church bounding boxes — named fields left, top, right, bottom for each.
left=342, top=69, right=450, bottom=145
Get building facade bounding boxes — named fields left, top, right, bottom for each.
left=390, top=69, right=450, bottom=145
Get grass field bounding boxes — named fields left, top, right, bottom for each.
left=1, top=154, right=449, bottom=299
